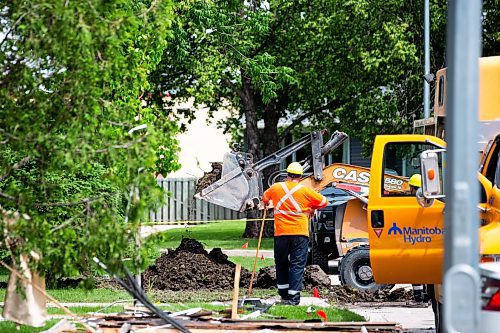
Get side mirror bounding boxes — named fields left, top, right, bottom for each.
left=416, top=188, right=434, bottom=207
left=420, top=149, right=446, bottom=199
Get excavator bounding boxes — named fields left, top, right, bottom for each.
left=196, top=130, right=410, bottom=292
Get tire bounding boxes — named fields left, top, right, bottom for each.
left=309, top=241, right=330, bottom=274
left=339, top=245, right=392, bottom=292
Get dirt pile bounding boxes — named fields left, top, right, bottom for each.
left=303, top=265, right=331, bottom=289
left=255, top=266, right=413, bottom=303
left=195, top=162, right=223, bottom=194
left=327, top=285, right=414, bottom=304
left=143, top=238, right=250, bottom=291
left=254, top=265, right=331, bottom=290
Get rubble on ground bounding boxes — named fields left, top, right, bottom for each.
left=143, top=238, right=250, bottom=291
left=255, top=265, right=413, bottom=304
left=303, top=265, right=331, bottom=289
left=255, top=265, right=333, bottom=290
left=327, top=285, right=414, bottom=304
left=195, top=162, right=223, bottom=194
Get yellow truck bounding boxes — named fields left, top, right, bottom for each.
left=366, top=56, right=500, bottom=330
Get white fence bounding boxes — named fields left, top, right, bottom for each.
left=149, top=178, right=243, bottom=223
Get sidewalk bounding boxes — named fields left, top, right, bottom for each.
left=220, top=249, right=274, bottom=258
left=348, top=305, right=435, bottom=333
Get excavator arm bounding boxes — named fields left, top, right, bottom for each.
left=195, top=130, right=348, bottom=211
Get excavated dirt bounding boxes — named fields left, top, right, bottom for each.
left=143, top=238, right=251, bottom=291
left=255, top=265, right=336, bottom=290
left=142, top=238, right=415, bottom=303
left=255, top=265, right=414, bottom=304
left=195, top=162, right=222, bottom=194
left=327, top=285, right=414, bottom=304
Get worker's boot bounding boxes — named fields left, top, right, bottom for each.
left=287, top=293, right=300, bottom=306
left=412, top=284, right=424, bottom=302
left=278, top=289, right=289, bottom=302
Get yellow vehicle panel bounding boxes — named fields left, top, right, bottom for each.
left=480, top=222, right=500, bottom=255
left=368, top=134, right=446, bottom=284
left=340, top=199, right=368, bottom=255
left=479, top=56, right=500, bottom=122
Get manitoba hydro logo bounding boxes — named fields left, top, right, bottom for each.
left=388, top=222, right=443, bottom=245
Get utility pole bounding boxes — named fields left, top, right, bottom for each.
left=444, top=0, right=482, bottom=332
left=423, top=0, right=431, bottom=118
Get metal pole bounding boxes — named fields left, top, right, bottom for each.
left=444, top=0, right=482, bottom=332
left=423, top=0, right=430, bottom=118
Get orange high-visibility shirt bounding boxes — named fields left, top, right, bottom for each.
left=262, top=181, right=328, bottom=237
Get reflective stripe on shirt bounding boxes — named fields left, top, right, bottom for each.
left=274, top=183, right=305, bottom=216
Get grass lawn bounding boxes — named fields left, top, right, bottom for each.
left=45, top=302, right=362, bottom=322
left=0, top=288, right=130, bottom=304
left=146, top=220, right=274, bottom=251
left=267, top=305, right=364, bottom=321
left=229, top=256, right=274, bottom=271
left=0, top=320, right=61, bottom=333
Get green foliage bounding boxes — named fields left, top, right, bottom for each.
left=150, top=0, right=500, bottom=156
left=0, top=1, right=179, bottom=279
left=148, top=1, right=425, bottom=151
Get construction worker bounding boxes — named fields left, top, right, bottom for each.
left=409, top=173, right=427, bottom=304
left=409, top=173, right=422, bottom=195
left=262, top=162, right=328, bottom=305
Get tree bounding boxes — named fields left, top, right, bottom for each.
left=149, top=0, right=499, bottom=237
left=0, top=0, right=178, bottom=280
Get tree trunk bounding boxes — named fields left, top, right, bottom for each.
left=261, top=105, right=280, bottom=237
left=241, top=72, right=259, bottom=161
left=242, top=103, right=281, bottom=238
left=240, top=71, right=262, bottom=238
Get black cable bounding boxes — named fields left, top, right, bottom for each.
left=121, top=269, right=190, bottom=333
left=93, top=257, right=191, bottom=333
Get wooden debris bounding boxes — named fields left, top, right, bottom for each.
left=231, top=264, right=242, bottom=319
left=76, top=315, right=401, bottom=333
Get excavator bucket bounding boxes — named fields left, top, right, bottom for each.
left=195, top=130, right=348, bottom=212
left=195, top=152, right=263, bottom=212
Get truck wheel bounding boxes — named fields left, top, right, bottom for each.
left=339, top=246, right=391, bottom=292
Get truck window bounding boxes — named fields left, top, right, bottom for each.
left=486, top=144, right=500, bottom=184
left=495, top=151, right=500, bottom=188
left=382, top=142, right=443, bottom=197
left=438, top=75, right=445, bottom=106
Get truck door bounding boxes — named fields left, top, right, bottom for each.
left=368, top=135, right=446, bottom=284
left=479, top=135, right=500, bottom=255
left=479, top=135, right=500, bottom=223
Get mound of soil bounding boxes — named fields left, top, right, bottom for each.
left=327, top=285, right=414, bottom=304
left=195, top=162, right=223, bottom=194
left=303, top=265, right=331, bottom=289
left=143, top=238, right=251, bottom=291
left=254, top=264, right=413, bottom=303
left=254, top=265, right=331, bottom=290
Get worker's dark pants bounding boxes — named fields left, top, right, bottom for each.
left=274, top=235, right=308, bottom=304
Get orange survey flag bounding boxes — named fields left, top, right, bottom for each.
left=316, top=310, right=327, bottom=321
